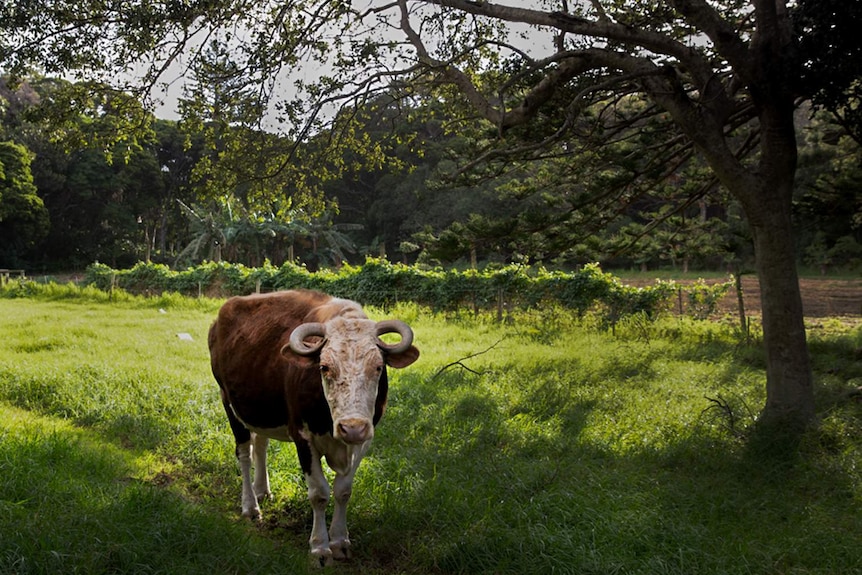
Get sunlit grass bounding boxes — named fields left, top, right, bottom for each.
left=1, top=294, right=860, bottom=574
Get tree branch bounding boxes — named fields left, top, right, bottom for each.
left=432, top=338, right=503, bottom=380
left=667, top=0, right=754, bottom=83
left=424, top=0, right=715, bottom=83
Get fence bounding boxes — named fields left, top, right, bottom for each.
left=0, top=269, right=25, bottom=286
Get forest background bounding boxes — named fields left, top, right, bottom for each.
left=1, top=73, right=860, bottom=276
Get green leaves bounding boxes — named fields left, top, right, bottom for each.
left=81, top=259, right=694, bottom=327
left=19, top=77, right=154, bottom=161
left=0, top=140, right=49, bottom=265
left=793, top=0, right=862, bottom=141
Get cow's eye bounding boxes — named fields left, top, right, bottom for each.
left=320, top=365, right=330, bottom=375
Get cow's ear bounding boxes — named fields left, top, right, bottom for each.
left=281, top=344, right=319, bottom=369
left=385, top=345, right=420, bottom=368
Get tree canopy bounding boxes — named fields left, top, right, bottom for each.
left=0, top=141, right=48, bottom=266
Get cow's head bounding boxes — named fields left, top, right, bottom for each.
left=283, top=317, right=419, bottom=444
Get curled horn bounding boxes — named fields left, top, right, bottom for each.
left=289, top=322, right=327, bottom=356
left=376, top=320, right=414, bottom=354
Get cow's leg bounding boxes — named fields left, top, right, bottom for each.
left=328, top=469, right=356, bottom=560
left=252, top=434, right=271, bottom=501
left=237, top=436, right=262, bottom=519
left=306, top=458, right=332, bottom=566
left=327, top=443, right=369, bottom=561
left=297, top=438, right=333, bottom=567
left=220, top=388, right=260, bottom=520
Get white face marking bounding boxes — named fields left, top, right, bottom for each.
left=317, top=317, right=384, bottom=443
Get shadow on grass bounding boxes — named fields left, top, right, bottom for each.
left=0, top=404, right=307, bottom=575
left=320, top=358, right=862, bottom=575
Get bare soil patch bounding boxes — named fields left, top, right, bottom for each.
left=719, top=276, right=861, bottom=318
left=637, top=275, right=861, bottom=318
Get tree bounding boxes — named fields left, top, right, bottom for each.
left=793, top=0, right=862, bottom=144
left=4, top=1, right=858, bottom=430
left=0, top=141, right=49, bottom=266
left=147, top=120, right=204, bottom=262
left=373, top=0, right=823, bottom=430
left=174, top=200, right=228, bottom=265
left=291, top=0, right=831, bottom=429
left=795, top=111, right=862, bottom=273
left=0, top=76, right=176, bottom=269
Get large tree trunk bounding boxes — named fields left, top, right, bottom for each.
left=669, top=92, right=816, bottom=429
left=745, top=178, right=815, bottom=427
left=733, top=101, right=816, bottom=428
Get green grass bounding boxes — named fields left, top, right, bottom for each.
left=0, top=403, right=306, bottom=574
left=0, top=293, right=860, bottom=574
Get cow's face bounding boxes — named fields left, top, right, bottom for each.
left=284, top=316, right=419, bottom=444
left=316, top=318, right=384, bottom=443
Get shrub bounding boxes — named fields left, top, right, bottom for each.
left=80, top=259, right=687, bottom=326
left=685, top=278, right=734, bottom=320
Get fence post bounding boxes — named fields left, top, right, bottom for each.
left=735, top=273, right=748, bottom=337
left=255, top=278, right=261, bottom=294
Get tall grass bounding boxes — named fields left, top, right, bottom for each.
left=0, top=293, right=860, bottom=574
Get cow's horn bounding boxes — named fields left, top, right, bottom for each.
left=376, top=320, right=414, bottom=354
left=289, top=322, right=327, bottom=356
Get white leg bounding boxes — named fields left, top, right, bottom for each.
left=237, top=438, right=260, bottom=519
left=329, top=469, right=357, bottom=560
left=306, top=456, right=332, bottom=567
left=252, top=434, right=271, bottom=501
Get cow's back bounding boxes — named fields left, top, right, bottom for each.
left=209, top=290, right=333, bottom=432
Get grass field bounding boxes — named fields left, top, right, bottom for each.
left=1, top=288, right=861, bottom=574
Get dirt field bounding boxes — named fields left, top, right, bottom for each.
left=696, top=276, right=861, bottom=318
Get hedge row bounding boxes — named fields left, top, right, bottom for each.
left=82, top=260, right=732, bottom=323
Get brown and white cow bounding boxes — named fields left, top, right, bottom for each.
left=208, top=289, right=419, bottom=566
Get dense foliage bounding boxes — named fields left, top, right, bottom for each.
left=0, top=140, right=48, bottom=264
left=64, top=259, right=734, bottom=328
left=0, top=76, right=860, bottom=273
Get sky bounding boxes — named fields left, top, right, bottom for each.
left=130, top=1, right=557, bottom=130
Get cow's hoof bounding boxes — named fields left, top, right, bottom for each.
left=330, top=540, right=352, bottom=561
left=241, top=508, right=262, bottom=522
left=309, top=549, right=333, bottom=568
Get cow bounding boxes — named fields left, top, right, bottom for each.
left=208, top=289, right=420, bottom=566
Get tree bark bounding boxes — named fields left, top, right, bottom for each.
left=734, top=271, right=748, bottom=337
left=732, top=104, right=815, bottom=426
left=745, top=181, right=815, bottom=426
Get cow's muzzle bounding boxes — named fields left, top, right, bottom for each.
left=335, top=418, right=373, bottom=444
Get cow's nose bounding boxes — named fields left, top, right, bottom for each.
left=336, top=419, right=372, bottom=444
